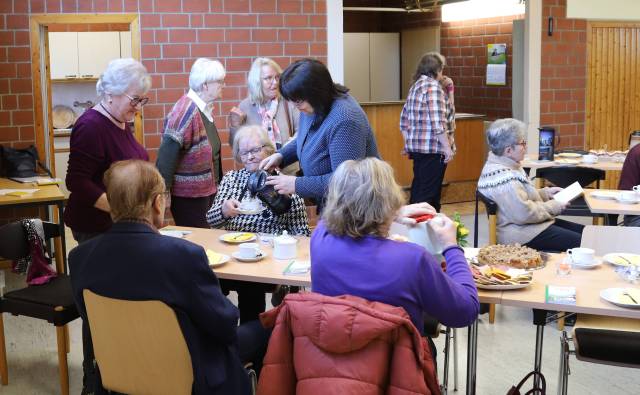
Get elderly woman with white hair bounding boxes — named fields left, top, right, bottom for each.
left=228, top=57, right=299, bottom=148
left=65, top=57, right=151, bottom=243
left=156, top=58, right=226, bottom=227
left=477, top=118, right=583, bottom=251
left=63, top=57, right=151, bottom=394
left=207, top=124, right=309, bottom=323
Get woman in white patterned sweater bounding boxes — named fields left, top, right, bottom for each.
left=477, top=118, right=583, bottom=252
left=206, top=125, right=309, bottom=323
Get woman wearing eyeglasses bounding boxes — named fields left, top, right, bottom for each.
left=206, top=124, right=310, bottom=323
left=478, top=118, right=583, bottom=251
left=63, top=57, right=152, bottom=395
left=65, top=58, right=151, bottom=244
left=156, top=58, right=225, bottom=227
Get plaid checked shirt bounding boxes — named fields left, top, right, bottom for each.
left=400, top=75, right=448, bottom=154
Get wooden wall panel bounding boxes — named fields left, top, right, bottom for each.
left=587, top=22, right=640, bottom=188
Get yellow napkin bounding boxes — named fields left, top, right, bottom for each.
left=223, top=232, right=254, bottom=242
left=206, top=250, right=225, bottom=265
left=6, top=191, right=32, bottom=197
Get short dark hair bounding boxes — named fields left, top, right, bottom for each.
left=279, top=58, right=349, bottom=119
left=412, top=52, right=445, bottom=83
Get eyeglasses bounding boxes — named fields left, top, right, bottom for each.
left=262, top=75, right=280, bottom=84
left=239, top=145, right=266, bottom=158
left=515, top=140, right=528, bottom=148
left=123, top=93, right=150, bottom=107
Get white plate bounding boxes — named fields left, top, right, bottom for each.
left=614, top=196, right=640, bottom=205
left=600, top=287, right=640, bottom=308
left=219, top=232, right=257, bottom=244
left=206, top=251, right=230, bottom=268
left=554, top=158, right=581, bottom=165
left=590, top=191, right=619, bottom=200
left=238, top=207, right=265, bottom=215
left=603, top=253, right=640, bottom=267
left=476, top=281, right=532, bottom=291
left=556, top=152, right=583, bottom=158
left=232, top=250, right=267, bottom=262
left=571, top=258, right=603, bottom=269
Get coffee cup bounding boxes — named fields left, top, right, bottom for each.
left=238, top=242, right=261, bottom=259
left=619, top=191, right=637, bottom=201
left=582, top=154, right=598, bottom=164
left=240, top=199, right=260, bottom=211
left=567, top=247, right=595, bottom=265
left=632, top=185, right=640, bottom=194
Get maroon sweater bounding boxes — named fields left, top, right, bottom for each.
left=619, top=144, right=640, bottom=190
left=64, top=109, right=148, bottom=233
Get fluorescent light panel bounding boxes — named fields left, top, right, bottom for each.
left=441, top=0, right=525, bottom=22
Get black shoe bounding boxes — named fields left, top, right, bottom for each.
left=271, top=285, right=290, bottom=306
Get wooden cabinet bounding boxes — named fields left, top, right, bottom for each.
left=49, top=31, right=128, bottom=80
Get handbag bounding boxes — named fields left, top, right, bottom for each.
left=507, top=371, right=546, bottom=395
left=0, top=145, right=52, bottom=178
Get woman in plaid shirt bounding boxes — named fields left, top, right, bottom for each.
left=400, top=52, right=455, bottom=212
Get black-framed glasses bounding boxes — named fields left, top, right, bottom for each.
left=124, top=93, right=150, bottom=107
left=239, top=145, right=267, bottom=158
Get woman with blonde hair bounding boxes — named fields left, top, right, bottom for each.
left=228, top=57, right=299, bottom=148
left=311, top=157, right=479, bottom=334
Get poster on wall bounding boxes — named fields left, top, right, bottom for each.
left=486, top=43, right=507, bottom=86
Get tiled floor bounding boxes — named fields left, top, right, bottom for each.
left=1, top=206, right=638, bottom=394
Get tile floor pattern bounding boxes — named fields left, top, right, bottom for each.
left=0, top=209, right=638, bottom=394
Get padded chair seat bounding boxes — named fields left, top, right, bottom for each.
left=574, top=327, right=640, bottom=367
left=1, top=275, right=78, bottom=326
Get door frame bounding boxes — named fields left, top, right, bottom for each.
left=30, top=14, right=141, bottom=174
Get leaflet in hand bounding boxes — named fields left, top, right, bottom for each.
left=552, top=181, right=584, bottom=204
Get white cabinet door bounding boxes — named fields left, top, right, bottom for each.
left=49, top=32, right=79, bottom=79
left=370, top=33, right=400, bottom=102
left=120, top=31, right=132, bottom=58
left=401, top=27, right=440, bottom=98
left=344, top=33, right=371, bottom=102
left=77, top=31, right=121, bottom=78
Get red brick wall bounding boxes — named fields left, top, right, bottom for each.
left=441, top=14, right=524, bottom=120
left=540, top=0, right=587, bottom=149
left=0, top=0, right=327, bottom=223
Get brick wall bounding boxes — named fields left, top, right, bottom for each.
left=540, top=0, right=587, bottom=149
left=441, top=14, right=523, bottom=120
left=0, top=0, right=327, bottom=224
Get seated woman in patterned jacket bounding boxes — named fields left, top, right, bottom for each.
left=206, top=124, right=310, bottom=323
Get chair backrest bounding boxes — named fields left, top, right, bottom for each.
left=83, top=289, right=194, bottom=395
left=474, top=190, right=498, bottom=247
left=580, top=225, right=640, bottom=255
left=537, top=167, right=605, bottom=189
left=0, top=220, right=60, bottom=261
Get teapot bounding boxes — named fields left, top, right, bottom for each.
left=273, top=231, right=298, bottom=260
left=247, top=170, right=292, bottom=215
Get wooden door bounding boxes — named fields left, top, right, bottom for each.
left=587, top=22, right=640, bottom=188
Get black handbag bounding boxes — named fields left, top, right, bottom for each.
left=0, top=145, right=52, bottom=178
left=507, top=371, right=546, bottom=395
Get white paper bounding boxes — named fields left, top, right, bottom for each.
left=552, top=182, right=584, bottom=204
left=0, top=188, right=39, bottom=196
left=486, top=64, right=506, bottom=85
left=283, top=260, right=310, bottom=275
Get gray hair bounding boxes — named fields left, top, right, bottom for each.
left=247, top=57, right=283, bottom=104
left=322, top=158, right=405, bottom=238
left=189, top=58, right=226, bottom=92
left=232, top=124, right=276, bottom=163
left=486, top=118, right=527, bottom=155
left=413, top=52, right=445, bottom=82
left=96, top=58, right=151, bottom=99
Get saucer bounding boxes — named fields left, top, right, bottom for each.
left=615, top=196, right=640, bottom=205
left=570, top=258, right=602, bottom=269
left=232, top=250, right=267, bottom=262
left=238, top=206, right=265, bottom=215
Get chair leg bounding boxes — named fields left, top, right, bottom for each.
left=558, top=331, right=571, bottom=395
left=489, top=304, right=496, bottom=324
left=56, top=325, right=70, bottom=395
left=0, top=314, right=8, bottom=385
left=441, top=327, right=451, bottom=394
left=64, top=324, right=70, bottom=353
left=557, top=315, right=565, bottom=330
left=452, top=328, right=458, bottom=391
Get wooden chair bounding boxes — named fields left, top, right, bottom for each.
left=474, top=190, right=498, bottom=323
left=557, top=226, right=640, bottom=394
left=83, top=289, right=194, bottom=395
left=0, top=221, right=78, bottom=395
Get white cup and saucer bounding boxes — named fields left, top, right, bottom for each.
left=582, top=154, right=598, bottom=164
left=238, top=198, right=265, bottom=215
left=232, top=242, right=267, bottom=262
left=567, top=247, right=601, bottom=269
left=616, top=190, right=640, bottom=204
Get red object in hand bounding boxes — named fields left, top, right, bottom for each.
left=411, top=213, right=435, bottom=223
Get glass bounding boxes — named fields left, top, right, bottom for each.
left=556, top=257, right=572, bottom=276
left=123, top=93, right=149, bottom=107
left=515, top=140, right=528, bottom=148
left=262, top=75, right=280, bottom=83
left=239, top=145, right=266, bottom=158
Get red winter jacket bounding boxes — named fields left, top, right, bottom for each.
left=257, top=292, right=441, bottom=395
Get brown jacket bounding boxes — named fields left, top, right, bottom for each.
left=257, top=292, right=441, bottom=395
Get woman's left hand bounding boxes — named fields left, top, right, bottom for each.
left=266, top=174, right=296, bottom=195
left=395, top=202, right=437, bottom=226
left=544, top=186, right=563, bottom=197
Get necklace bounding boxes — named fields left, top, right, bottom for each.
left=99, top=102, right=124, bottom=124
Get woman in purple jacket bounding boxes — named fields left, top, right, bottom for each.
left=64, top=58, right=151, bottom=243
left=311, top=157, right=479, bottom=334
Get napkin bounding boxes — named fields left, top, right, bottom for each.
left=206, top=250, right=225, bottom=265
left=283, top=260, right=310, bottom=275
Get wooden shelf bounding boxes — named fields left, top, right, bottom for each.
left=51, top=77, right=98, bottom=83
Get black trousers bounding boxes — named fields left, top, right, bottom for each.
left=409, top=152, right=447, bottom=212
left=524, top=218, right=584, bottom=252
left=220, top=279, right=275, bottom=324
left=170, top=194, right=214, bottom=228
